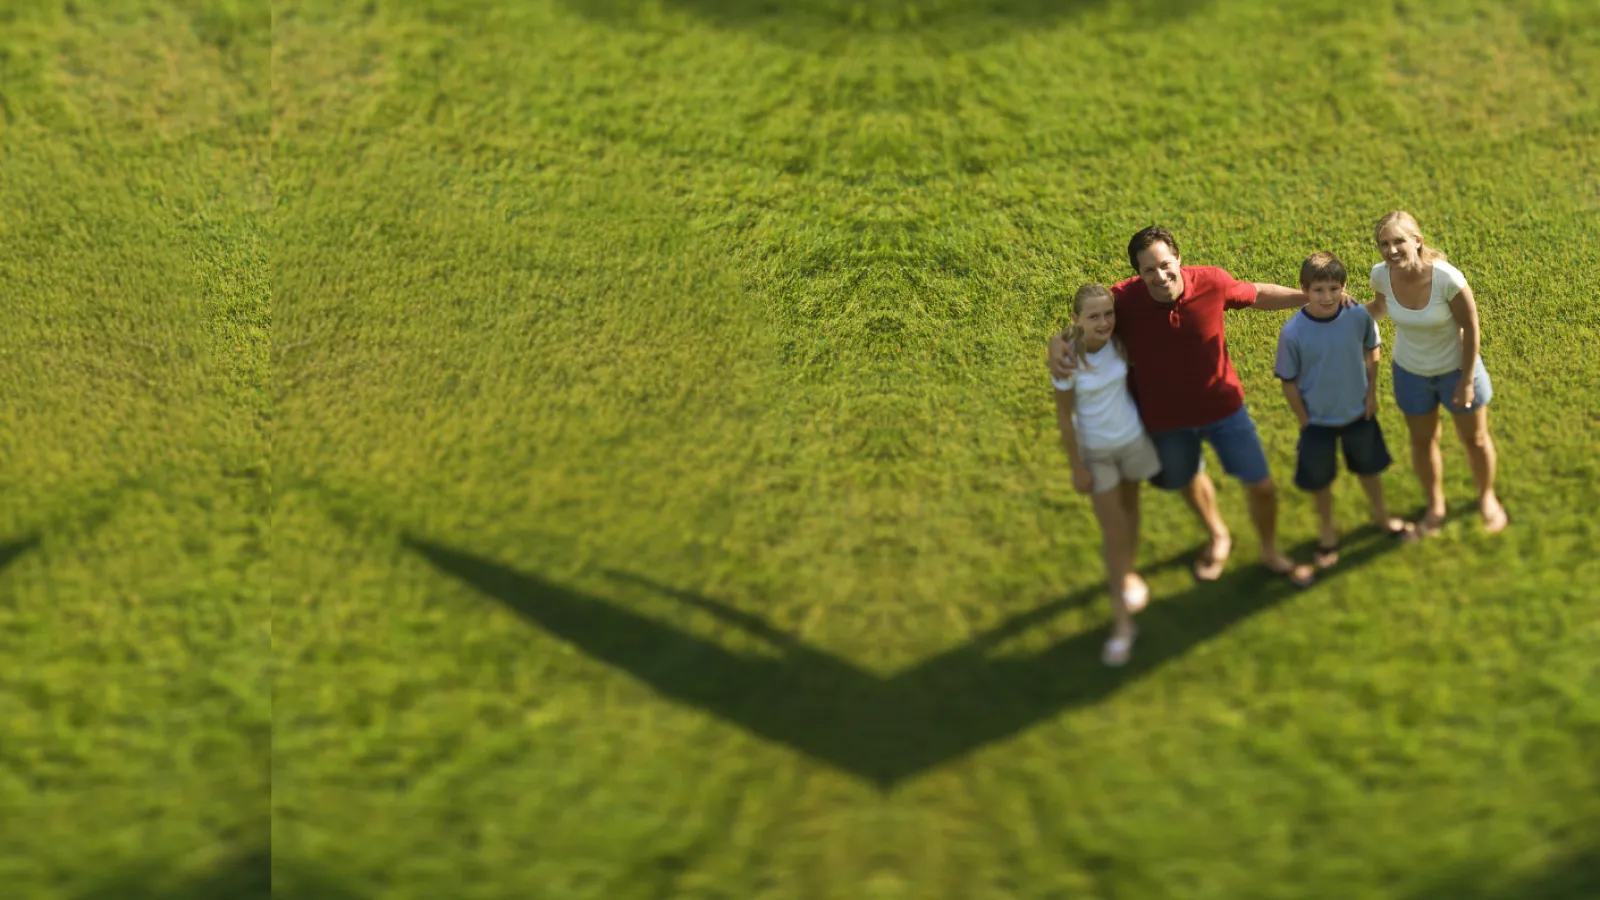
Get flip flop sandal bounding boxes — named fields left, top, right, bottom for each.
left=1192, top=545, right=1229, bottom=582
left=1387, top=521, right=1419, bottom=542
left=1102, top=627, right=1137, bottom=667
left=1313, top=542, right=1340, bottom=568
left=1265, top=560, right=1316, bottom=589
left=1414, top=514, right=1446, bottom=537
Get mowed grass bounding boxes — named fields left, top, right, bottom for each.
left=270, top=0, right=1600, bottom=897
left=0, top=1, right=269, bottom=897
left=266, top=1, right=1600, bottom=898
left=7, top=0, right=1593, bottom=897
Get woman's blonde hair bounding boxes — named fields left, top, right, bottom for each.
left=1374, top=210, right=1447, bottom=265
left=1063, top=283, right=1126, bottom=368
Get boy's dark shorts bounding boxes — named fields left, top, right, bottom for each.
left=1294, top=416, right=1393, bottom=492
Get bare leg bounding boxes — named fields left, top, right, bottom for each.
left=1312, top=487, right=1338, bottom=566
left=1405, top=410, right=1446, bottom=535
left=1451, top=407, right=1507, bottom=533
left=1179, top=472, right=1231, bottom=580
left=1357, top=474, right=1411, bottom=535
left=1313, top=487, right=1337, bottom=546
left=1246, top=478, right=1314, bottom=585
left=1091, top=488, right=1137, bottom=656
left=1117, top=479, right=1144, bottom=595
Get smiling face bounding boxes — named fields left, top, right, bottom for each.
left=1135, top=241, right=1184, bottom=301
left=1075, top=293, right=1116, bottom=345
left=1304, top=278, right=1344, bottom=316
left=1376, top=222, right=1424, bottom=269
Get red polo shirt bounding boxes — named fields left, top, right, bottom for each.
left=1112, top=266, right=1259, bottom=432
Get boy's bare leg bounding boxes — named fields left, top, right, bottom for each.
left=1313, top=488, right=1337, bottom=544
left=1180, top=472, right=1231, bottom=580
left=1313, top=487, right=1338, bottom=562
left=1358, top=474, right=1412, bottom=536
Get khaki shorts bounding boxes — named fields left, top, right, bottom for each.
left=1082, top=433, right=1162, bottom=494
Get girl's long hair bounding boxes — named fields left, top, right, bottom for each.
left=1374, top=210, right=1447, bottom=265
left=1063, top=283, right=1126, bottom=369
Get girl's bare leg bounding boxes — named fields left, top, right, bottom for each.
left=1091, top=489, right=1135, bottom=637
left=1117, top=478, right=1145, bottom=597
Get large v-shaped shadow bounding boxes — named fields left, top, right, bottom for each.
left=405, top=524, right=1405, bottom=790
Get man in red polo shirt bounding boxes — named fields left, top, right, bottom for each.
left=1049, top=226, right=1332, bottom=588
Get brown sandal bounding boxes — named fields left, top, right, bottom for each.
left=1313, top=541, right=1339, bottom=568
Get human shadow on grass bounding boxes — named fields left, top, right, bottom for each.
left=69, top=850, right=271, bottom=900
left=69, top=849, right=370, bottom=900
left=404, top=522, right=1405, bottom=790
left=0, top=534, right=41, bottom=575
left=562, top=0, right=1205, bottom=51
left=0, top=480, right=148, bottom=584
left=1407, top=841, right=1600, bottom=900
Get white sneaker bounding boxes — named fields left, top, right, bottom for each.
left=1102, top=626, right=1137, bottom=667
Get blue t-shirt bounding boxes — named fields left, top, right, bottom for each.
left=1273, top=305, right=1381, bottom=427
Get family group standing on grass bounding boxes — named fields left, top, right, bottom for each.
left=1048, top=213, right=1508, bottom=668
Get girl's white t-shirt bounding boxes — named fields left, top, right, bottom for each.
left=1370, top=259, right=1471, bottom=376
left=1051, top=341, right=1145, bottom=450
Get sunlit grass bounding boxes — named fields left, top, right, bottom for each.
left=3, top=0, right=1597, bottom=897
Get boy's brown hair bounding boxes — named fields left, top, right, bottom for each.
left=1299, top=251, right=1347, bottom=288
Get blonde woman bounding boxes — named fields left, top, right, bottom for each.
left=1366, top=211, right=1508, bottom=536
left=1052, top=284, right=1161, bottom=667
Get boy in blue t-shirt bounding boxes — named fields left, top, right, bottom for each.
left=1275, top=252, right=1417, bottom=566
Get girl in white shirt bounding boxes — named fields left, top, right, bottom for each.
left=1052, top=284, right=1163, bottom=666
left=1365, top=211, right=1507, bottom=537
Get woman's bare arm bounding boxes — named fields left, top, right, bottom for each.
left=1366, top=290, right=1390, bottom=322
left=1448, top=283, right=1481, bottom=371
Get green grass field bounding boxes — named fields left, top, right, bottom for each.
left=1, top=0, right=269, bottom=897
left=5, top=0, right=1599, bottom=897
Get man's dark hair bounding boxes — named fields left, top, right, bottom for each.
left=1299, top=251, right=1347, bottom=287
left=1128, top=226, right=1179, bottom=273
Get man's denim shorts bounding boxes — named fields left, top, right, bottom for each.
left=1147, top=404, right=1271, bottom=491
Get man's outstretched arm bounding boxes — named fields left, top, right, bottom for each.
left=1250, top=283, right=1311, bottom=311
left=1047, top=329, right=1078, bottom=381
left=1249, top=283, right=1359, bottom=312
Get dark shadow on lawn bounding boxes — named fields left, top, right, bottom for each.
left=69, top=849, right=370, bottom=900
left=69, top=850, right=271, bottom=900
left=561, top=0, right=1205, bottom=51
left=1407, top=840, right=1600, bottom=900
left=1, top=480, right=147, bottom=584
left=404, top=522, right=1406, bottom=791
left=0, top=534, right=41, bottom=575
